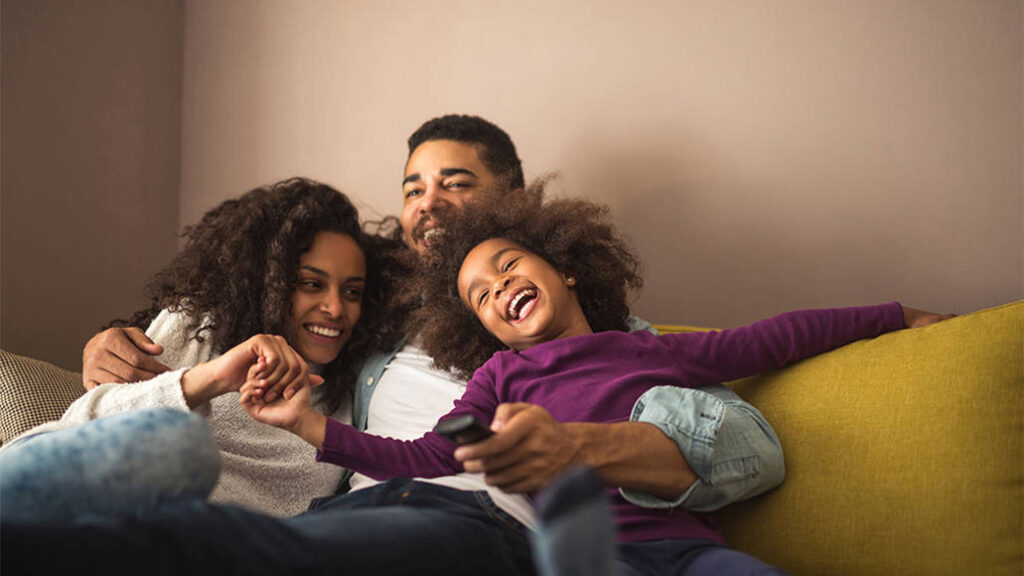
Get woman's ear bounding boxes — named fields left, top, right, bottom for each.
left=564, top=274, right=577, bottom=287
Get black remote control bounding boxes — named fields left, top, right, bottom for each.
left=433, top=415, right=495, bottom=445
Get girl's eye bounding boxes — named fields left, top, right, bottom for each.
left=502, top=257, right=519, bottom=273
left=477, top=289, right=489, bottom=307
left=343, top=287, right=364, bottom=300
left=298, top=280, right=321, bottom=289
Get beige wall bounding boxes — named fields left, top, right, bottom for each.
left=180, top=0, right=1023, bottom=328
left=1, top=0, right=183, bottom=369
left=3, top=1, right=1021, bottom=372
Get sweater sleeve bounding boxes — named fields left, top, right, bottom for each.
left=316, top=361, right=502, bottom=479
left=658, top=302, right=905, bottom=386
left=11, top=310, right=216, bottom=441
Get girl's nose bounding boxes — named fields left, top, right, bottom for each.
left=492, top=276, right=511, bottom=298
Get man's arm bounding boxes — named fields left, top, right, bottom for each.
left=454, top=403, right=697, bottom=500
left=81, top=327, right=169, bottom=389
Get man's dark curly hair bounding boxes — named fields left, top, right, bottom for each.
left=405, top=180, right=643, bottom=379
left=407, top=114, right=525, bottom=190
left=112, top=177, right=404, bottom=412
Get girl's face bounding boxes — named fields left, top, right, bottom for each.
left=457, top=238, right=591, bottom=351
left=288, top=231, right=366, bottom=365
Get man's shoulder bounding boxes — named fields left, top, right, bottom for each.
left=626, top=315, right=658, bottom=335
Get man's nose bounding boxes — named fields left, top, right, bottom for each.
left=419, top=183, right=451, bottom=213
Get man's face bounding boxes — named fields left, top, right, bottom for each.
left=401, top=140, right=499, bottom=255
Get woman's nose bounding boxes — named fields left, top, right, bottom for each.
left=320, top=293, right=343, bottom=317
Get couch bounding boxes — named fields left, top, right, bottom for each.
left=2, top=300, right=1021, bottom=575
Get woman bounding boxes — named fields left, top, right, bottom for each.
left=0, top=177, right=402, bottom=520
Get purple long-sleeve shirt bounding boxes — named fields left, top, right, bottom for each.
left=319, top=302, right=904, bottom=543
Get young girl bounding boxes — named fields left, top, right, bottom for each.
left=1, top=177, right=402, bottom=520
left=239, top=183, right=948, bottom=572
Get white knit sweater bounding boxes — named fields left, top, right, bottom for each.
left=14, top=310, right=350, bottom=517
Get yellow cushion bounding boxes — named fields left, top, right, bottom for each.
left=697, top=301, right=1023, bottom=575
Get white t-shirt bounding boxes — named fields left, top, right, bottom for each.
left=347, top=343, right=536, bottom=529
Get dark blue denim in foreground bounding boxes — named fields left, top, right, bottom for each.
left=2, top=479, right=534, bottom=576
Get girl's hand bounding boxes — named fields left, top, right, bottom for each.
left=239, top=374, right=317, bottom=431
left=902, top=306, right=956, bottom=328
left=235, top=336, right=319, bottom=403
left=181, top=334, right=320, bottom=408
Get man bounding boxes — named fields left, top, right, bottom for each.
left=13, top=115, right=783, bottom=574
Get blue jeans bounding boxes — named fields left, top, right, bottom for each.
left=0, top=407, right=221, bottom=522
left=2, top=479, right=534, bottom=576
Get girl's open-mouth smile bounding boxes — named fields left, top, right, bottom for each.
left=507, top=287, right=538, bottom=322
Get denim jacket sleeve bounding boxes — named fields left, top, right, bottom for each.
left=623, top=384, right=785, bottom=512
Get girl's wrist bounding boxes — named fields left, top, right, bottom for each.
left=291, top=409, right=327, bottom=450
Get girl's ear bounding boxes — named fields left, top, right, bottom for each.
left=564, top=274, right=577, bottom=287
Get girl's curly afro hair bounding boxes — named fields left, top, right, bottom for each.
left=405, top=179, right=643, bottom=379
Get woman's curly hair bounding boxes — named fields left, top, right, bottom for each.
left=112, top=177, right=405, bottom=412
left=405, top=179, right=643, bottom=379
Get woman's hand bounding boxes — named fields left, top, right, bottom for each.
left=902, top=306, right=956, bottom=328
left=180, top=335, right=320, bottom=408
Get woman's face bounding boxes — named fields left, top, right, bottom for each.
left=457, top=238, right=591, bottom=351
left=288, top=231, right=366, bottom=365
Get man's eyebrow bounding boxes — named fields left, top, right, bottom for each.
left=465, top=247, right=517, bottom=306
left=299, top=265, right=365, bottom=283
left=440, top=168, right=477, bottom=178
left=403, top=168, right=478, bottom=187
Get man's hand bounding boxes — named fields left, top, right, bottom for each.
left=81, top=327, right=169, bottom=389
left=454, top=403, right=580, bottom=493
left=455, top=403, right=697, bottom=499
left=902, top=306, right=956, bottom=328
